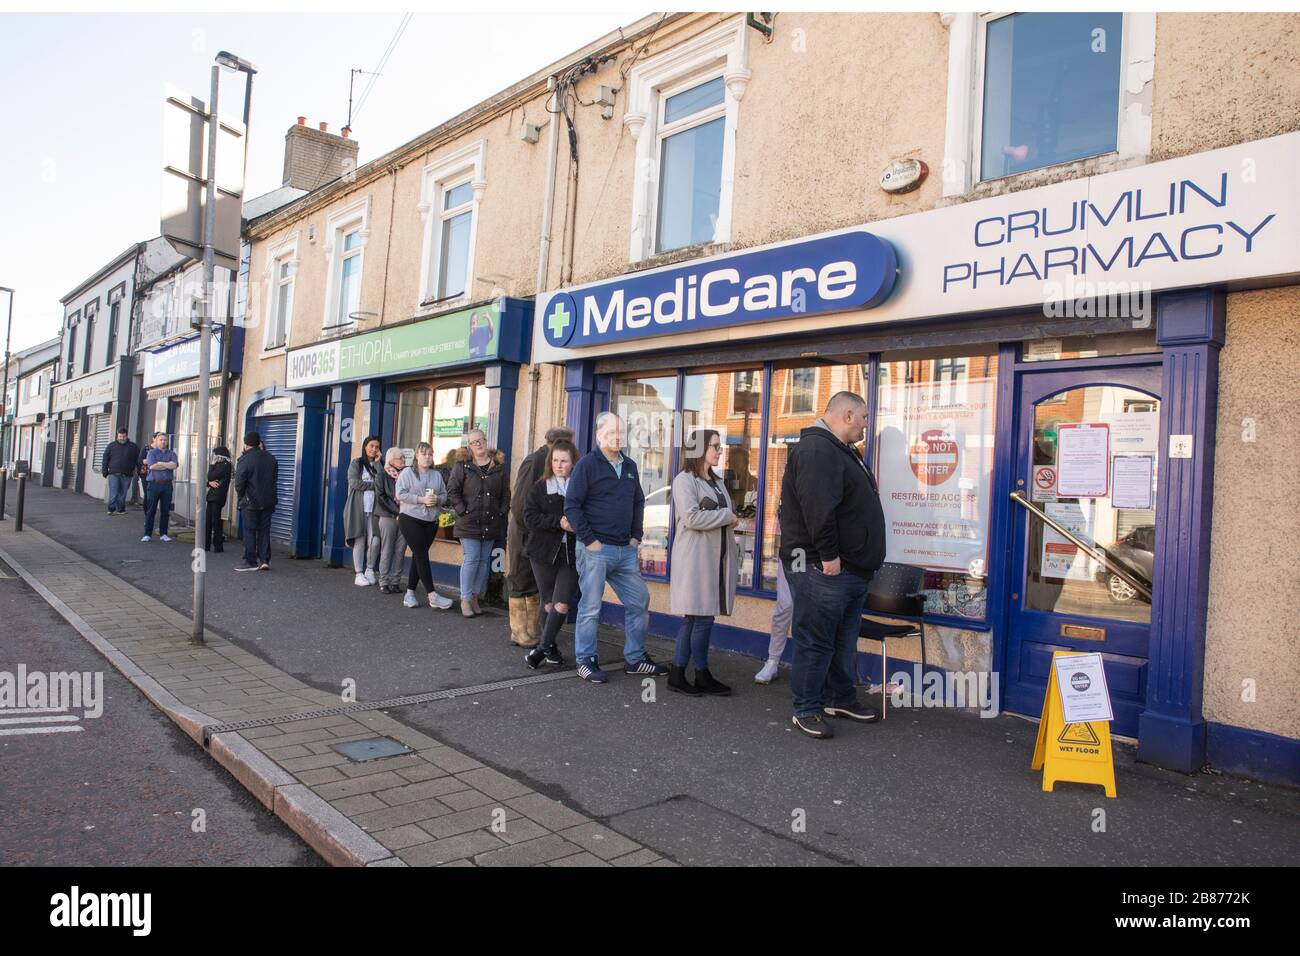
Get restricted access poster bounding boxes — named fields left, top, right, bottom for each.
left=1041, top=501, right=1094, bottom=581
left=1053, top=653, right=1114, bottom=724
left=874, top=376, right=996, bottom=572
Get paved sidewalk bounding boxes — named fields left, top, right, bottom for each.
left=0, top=520, right=668, bottom=867
left=4, top=482, right=1298, bottom=868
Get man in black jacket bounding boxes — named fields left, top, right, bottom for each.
left=779, top=391, right=886, bottom=739
left=233, top=431, right=279, bottom=571
left=101, top=427, right=138, bottom=515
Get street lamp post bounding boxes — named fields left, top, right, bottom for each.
left=192, top=52, right=255, bottom=644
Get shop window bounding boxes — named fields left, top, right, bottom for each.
left=624, top=18, right=749, bottom=262
left=395, top=380, right=490, bottom=481
left=760, top=364, right=870, bottom=590
left=682, top=369, right=763, bottom=588
left=420, top=141, right=485, bottom=307
left=611, top=375, right=678, bottom=577
left=874, top=353, right=999, bottom=621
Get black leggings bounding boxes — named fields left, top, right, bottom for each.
left=531, top=559, right=578, bottom=610
left=398, top=514, right=438, bottom=594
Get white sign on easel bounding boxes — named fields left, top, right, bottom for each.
left=1053, top=653, right=1114, bottom=724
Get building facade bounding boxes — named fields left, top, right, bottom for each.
left=7, top=337, right=61, bottom=483
left=238, top=12, right=1300, bottom=785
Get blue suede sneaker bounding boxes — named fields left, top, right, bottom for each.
left=576, top=658, right=608, bottom=684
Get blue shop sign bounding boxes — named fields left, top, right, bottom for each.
left=542, top=230, right=897, bottom=349
left=142, top=326, right=244, bottom=388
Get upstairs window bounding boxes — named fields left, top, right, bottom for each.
left=323, top=197, right=369, bottom=333
left=655, top=75, right=726, bottom=254
left=437, top=180, right=474, bottom=300
left=334, top=229, right=363, bottom=328
left=419, top=141, right=485, bottom=307
left=978, top=12, right=1124, bottom=181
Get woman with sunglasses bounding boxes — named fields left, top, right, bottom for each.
left=667, top=428, right=738, bottom=696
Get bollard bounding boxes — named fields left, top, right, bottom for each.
left=0, top=466, right=7, bottom=520
left=14, top=474, right=25, bottom=532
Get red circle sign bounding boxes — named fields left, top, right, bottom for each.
left=909, top=429, right=959, bottom=486
left=1034, top=466, right=1057, bottom=490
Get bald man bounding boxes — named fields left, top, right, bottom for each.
left=778, top=391, right=886, bottom=739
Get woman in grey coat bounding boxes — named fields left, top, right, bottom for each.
left=668, top=428, right=739, bottom=697
left=344, top=435, right=383, bottom=587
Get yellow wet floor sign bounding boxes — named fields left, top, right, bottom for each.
left=1031, top=650, right=1117, bottom=797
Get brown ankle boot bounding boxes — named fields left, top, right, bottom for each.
left=460, top=599, right=476, bottom=619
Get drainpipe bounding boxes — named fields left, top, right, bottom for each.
left=529, top=74, right=561, bottom=453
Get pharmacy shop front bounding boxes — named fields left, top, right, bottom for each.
left=259, top=297, right=532, bottom=568
left=533, top=133, right=1300, bottom=780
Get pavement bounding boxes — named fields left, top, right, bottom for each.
left=2, top=480, right=1297, bottom=867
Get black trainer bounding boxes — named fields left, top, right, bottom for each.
left=524, top=646, right=548, bottom=670
left=792, top=713, right=834, bottom=739
left=542, top=646, right=565, bottom=667
left=623, top=656, right=669, bottom=676
left=824, top=701, right=878, bottom=722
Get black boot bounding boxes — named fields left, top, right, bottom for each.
left=667, top=664, right=703, bottom=695
left=693, top=668, right=732, bottom=696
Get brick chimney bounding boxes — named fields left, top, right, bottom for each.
left=282, top=117, right=360, bottom=192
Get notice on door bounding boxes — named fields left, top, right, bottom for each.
left=1041, top=501, right=1094, bottom=581
left=1053, top=652, right=1114, bottom=724
left=1111, top=454, right=1154, bottom=510
left=1056, top=423, right=1110, bottom=498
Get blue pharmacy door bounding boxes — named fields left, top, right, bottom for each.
left=1004, top=362, right=1161, bottom=738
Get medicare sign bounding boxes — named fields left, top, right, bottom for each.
left=540, top=230, right=897, bottom=350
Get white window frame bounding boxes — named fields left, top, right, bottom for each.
left=261, top=233, right=300, bottom=352
left=321, top=196, right=371, bottom=333
left=418, top=140, right=486, bottom=308
left=940, top=11, right=1154, bottom=199
left=624, top=16, right=751, bottom=263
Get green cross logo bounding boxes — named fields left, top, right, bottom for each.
left=547, top=300, right=571, bottom=338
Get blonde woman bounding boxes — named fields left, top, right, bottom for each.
left=396, top=442, right=455, bottom=610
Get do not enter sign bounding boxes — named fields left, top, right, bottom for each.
left=909, top=429, right=959, bottom=486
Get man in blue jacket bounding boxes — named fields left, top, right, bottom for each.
left=564, top=411, right=669, bottom=684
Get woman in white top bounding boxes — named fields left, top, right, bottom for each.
left=344, top=436, right=382, bottom=586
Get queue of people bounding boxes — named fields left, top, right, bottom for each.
left=112, top=390, right=889, bottom=740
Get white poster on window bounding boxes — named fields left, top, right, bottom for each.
left=874, top=376, right=996, bottom=573
left=1056, top=422, right=1110, bottom=498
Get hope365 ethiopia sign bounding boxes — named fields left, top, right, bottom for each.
left=540, top=230, right=897, bottom=349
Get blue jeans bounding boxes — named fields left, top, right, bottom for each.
left=787, top=562, right=871, bottom=717
left=574, top=542, right=650, bottom=665
left=143, top=482, right=173, bottom=536
left=673, top=615, right=715, bottom=670
left=242, top=508, right=273, bottom=566
left=459, top=537, right=498, bottom=600
left=106, top=473, right=130, bottom=512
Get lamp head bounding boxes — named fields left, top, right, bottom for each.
left=216, top=51, right=258, bottom=74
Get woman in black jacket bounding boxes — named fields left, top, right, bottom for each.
left=446, top=429, right=510, bottom=618
left=521, top=439, right=578, bottom=669
left=374, top=447, right=407, bottom=593
left=204, top=445, right=233, bottom=552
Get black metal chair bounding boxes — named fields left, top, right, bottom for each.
left=859, top=563, right=927, bottom=720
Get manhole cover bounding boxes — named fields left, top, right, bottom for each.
left=331, top=737, right=412, bottom=762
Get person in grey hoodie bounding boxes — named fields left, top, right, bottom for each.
left=396, top=441, right=455, bottom=610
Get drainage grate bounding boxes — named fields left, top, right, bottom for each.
left=332, top=737, right=412, bottom=762
left=201, top=662, right=622, bottom=745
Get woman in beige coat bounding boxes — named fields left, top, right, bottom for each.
left=668, top=428, right=739, bottom=697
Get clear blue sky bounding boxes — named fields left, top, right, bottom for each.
left=0, top=9, right=640, bottom=352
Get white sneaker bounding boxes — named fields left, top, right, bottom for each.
left=403, top=590, right=419, bottom=608
left=755, top=659, right=780, bottom=684
left=429, top=592, right=454, bottom=610
left=364, top=569, right=377, bottom=585
left=354, top=573, right=370, bottom=587
left=141, top=535, right=151, bottom=543
left=160, top=535, right=172, bottom=542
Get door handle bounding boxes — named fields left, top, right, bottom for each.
left=1009, top=491, right=1153, bottom=603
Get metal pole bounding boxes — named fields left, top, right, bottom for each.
left=1, top=287, right=13, bottom=491
left=14, top=473, right=25, bottom=531
left=193, top=65, right=219, bottom=644
left=216, top=69, right=253, bottom=449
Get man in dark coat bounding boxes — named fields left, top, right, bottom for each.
left=100, top=427, right=138, bottom=515
left=779, top=391, right=887, bottom=740
left=233, top=431, right=279, bottom=571
left=506, top=426, right=574, bottom=645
